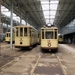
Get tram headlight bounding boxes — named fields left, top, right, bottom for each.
left=48, top=43, right=51, bottom=47
left=20, top=42, right=22, bottom=44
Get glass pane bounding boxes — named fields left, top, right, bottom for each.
left=42, top=5, right=49, bottom=10
left=38, top=34, right=39, bottom=38
left=30, top=28, right=31, bottom=37
left=16, top=28, right=18, bottom=36
left=7, top=33, right=8, bottom=37
left=40, top=0, right=59, bottom=24
left=42, top=30, right=44, bottom=39
left=55, top=31, right=57, bottom=39
left=20, top=28, right=23, bottom=36
left=45, top=31, right=53, bottom=39
left=59, top=35, right=62, bottom=38
left=24, top=28, right=27, bottom=36
left=9, top=33, right=10, bottom=37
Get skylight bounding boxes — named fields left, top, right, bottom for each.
left=40, top=0, right=59, bottom=25
left=1, top=5, right=26, bottom=24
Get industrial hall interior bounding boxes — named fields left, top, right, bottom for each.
left=0, top=0, right=75, bottom=75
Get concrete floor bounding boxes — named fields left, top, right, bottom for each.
left=58, top=44, right=75, bottom=75
left=0, top=43, right=75, bottom=75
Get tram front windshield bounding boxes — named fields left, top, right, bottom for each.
left=46, top=31, right=53, bottom=39
left=16, top=27, right=27, bottom=37
left=7, top=33, right=8, bottom=37
left=6, top=33, right=10, bottom=37
left=20, top=28, right=23, bottom=36
left=59, top=35, right=62, bottom=38
left=9, top=33, right=10, bottom=37
left=20, top=28, right=27, bottom=36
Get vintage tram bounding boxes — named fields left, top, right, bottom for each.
left=58, top=34, right=64, bottom=43
left=5, top=32, right=15, bottom=43
left=14, top=25, right=38, bottom=48
left=38, top=33, right=41, bottom=44
left=40, top=26, right=58, bottom=51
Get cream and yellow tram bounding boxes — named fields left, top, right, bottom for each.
left=38, top=33, right=41, bottom=44
left=58, top=34, right=64, bottom=43
left=5, top=32, right=15, bottom=43
left=14, top=25, right=38, bottom=48
left=40, top=26, right=58, bottom=51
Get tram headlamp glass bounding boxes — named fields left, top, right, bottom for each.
left=20, top=42, right=22, bottom=44
left=48, top=44, right=51, bottom=47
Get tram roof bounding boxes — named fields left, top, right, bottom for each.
left=14, top=25, right=38, bottom=31
left=5, top=32, right=10, bottom=33
left=41, top=26, right=58, bottom=29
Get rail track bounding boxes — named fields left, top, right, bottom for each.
left=0, top=45, right=67, bottom=75
left=0, top=45, right=40, bottom=75
left=31, top=52, right=67, bottom=75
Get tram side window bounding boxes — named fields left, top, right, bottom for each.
left=38, top=34, right=39, bottom=38
left=24, top=28, right=27, bottom=36
left=16, top=28, right=18, bottom=36
left=42, top=31, right=44, bottom=39
left=55, top=31, right=57, bottom=39
left=30, top=29, right=31, bottom=37
left=20, top=28, right=23, bottom=36
left=46, top=32, right=53, bottom=39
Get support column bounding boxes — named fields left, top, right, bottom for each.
left=10, top=0, right=13, bottom=49
left=1, top=23, right=3, bottom=41
left=0, top=0, right=2, bottom=42
left=0, top=0, right=1, bottom=55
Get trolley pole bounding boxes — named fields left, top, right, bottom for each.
left=10, top=0, right=13, bottom=49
